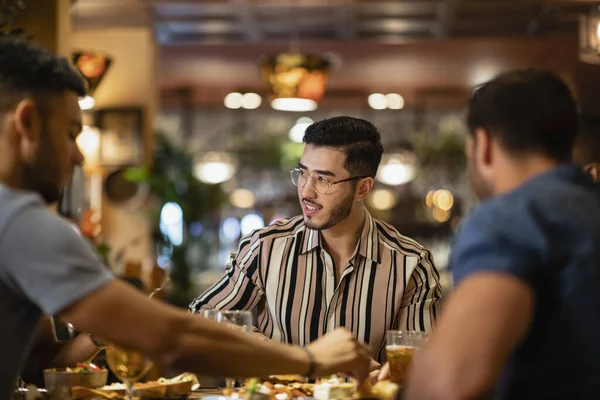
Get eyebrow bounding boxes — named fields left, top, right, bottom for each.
left=297, top=162, right=336, bottom=177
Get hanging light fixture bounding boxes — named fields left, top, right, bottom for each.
left=258, top=52, right=331, bottom=112
left=193, top=151, right=238, bottom=184
left=72, top=51, right=112, bottom=110
left=376, top=149, right=419, bottom=186
left=579, top=6, right=600, bottom=65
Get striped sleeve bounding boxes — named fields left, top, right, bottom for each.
left=397, top=249, right=442, bottom=332
left=189, top=229, right=265, bottom=313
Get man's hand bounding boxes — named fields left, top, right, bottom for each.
left=306, top=328, right=371, bottom=381
left=377, top=362, right=390, bottom=381
left=251, top=331, right=270, bottom=342
left=368, top=358, right=382, bottom=384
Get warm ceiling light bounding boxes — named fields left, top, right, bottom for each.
left=259, top=52, right=330, bottom=112
left=376, top=150, right=418, bottom=186
left=229, top=188, right=256, bottom=209
left=369, top=189, right=396, bottom=210
left=433, top=189, right=454, bottom=211
left=369, top=93, right=404, bottom=110
left=224, top=92, right=243, bottom=109
left=579, top=6, right=600, bottom=65
left=192, top=151, right=238, bottom=184
left=72, top=50, right=112, bottom=108
left=386, top=93, right=405, bottom=109
left=76, top=125, right=100, bottom=166
left=78, top=95, right=96, bottom=111
left=271, top=98, right=317, bottom=112
left=242, top=93, right=262, bottom=109
left=289, top=117, right=314, bottom=143
left=368, top=93, right=387, bottom=110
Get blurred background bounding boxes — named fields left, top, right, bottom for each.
left=11, top=0, right=600, bottom=306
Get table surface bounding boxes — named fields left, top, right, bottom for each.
left=189, top=388, right=225, bottom=399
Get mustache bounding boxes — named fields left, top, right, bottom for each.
left=302, top=198, right=322, bottom=207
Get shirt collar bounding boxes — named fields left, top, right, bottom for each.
left=300, top=209, right=381, bottom=264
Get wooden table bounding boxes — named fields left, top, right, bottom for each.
left=189, top=389, right=224, bottom=399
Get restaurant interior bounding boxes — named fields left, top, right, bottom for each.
left=9, top=0, right=600, bottom=396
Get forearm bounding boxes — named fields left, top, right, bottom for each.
left=159, top=314, right=310, bottom=378
left=61, top=281, right=310, bottom=378
left=50, top=334, right=101, bottom=367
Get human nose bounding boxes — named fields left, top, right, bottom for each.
left=299, top=176, right=317, bottom=198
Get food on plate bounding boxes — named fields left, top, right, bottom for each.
left=89, top=373, right=198, bottom=398
left=47, top=362, right=105, bottom=373
left=357, top=379, right=399, bottom=400
left=224, top=377, right=314, bottom=399
left=223, top=374, right=398, bottom=400
left=313, top=376, right=356, bottom=400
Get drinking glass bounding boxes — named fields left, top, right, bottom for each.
left=385, top=331, right=427, bottom=386
left=216, top=310, right=253, bottom=389
left=105, top=344, right=153, bottom=400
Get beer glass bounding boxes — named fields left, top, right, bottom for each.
left=385, top=331, right=427, bottom=386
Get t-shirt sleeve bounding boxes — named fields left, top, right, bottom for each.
left=0, top=204, right=114, bottom=315
left=449, top=202, right=545, bottom=288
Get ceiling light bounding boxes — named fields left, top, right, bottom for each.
left=193, top=151, right=238, bottom=184
left=229, top=188, right=256, bottom=209
left=271, top=98, right=317, bottom=112
left=579, top=6, right=600, bottom=65
left=72, top=51, right=112, bottom=105
left=386, top=93, right=405, bottom=110
left=288, top=117, right=314, bottom=143
left=368, top=93, right=387, bottom=110
left=78, top=95, right=96, bottom=111
left=376, top=150, right=418, bottom=186
left=224, top=92, right=243, bottom=109
left=259, top=52, right=330, bottom=112
left=369, top=189, right=396, bottom=210
left=242, top=93, right=262, bottom=109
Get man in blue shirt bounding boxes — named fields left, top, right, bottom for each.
left=405, top=69, right=600, bottom=400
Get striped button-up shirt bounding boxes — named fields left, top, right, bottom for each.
left=189, top=210, right=442, bottom=362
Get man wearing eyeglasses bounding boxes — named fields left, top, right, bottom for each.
left=190, top=116, right=442, bottom=381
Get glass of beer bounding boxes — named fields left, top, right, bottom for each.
left=105, top=344, right=153, bottom=400
left=385, top=331, right=427, bottom=386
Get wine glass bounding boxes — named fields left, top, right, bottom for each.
left=149, top=262, right=171, bottom=300
left=216, top=310, right=253, bottom=389
left=105, top=344, right=153, bottom=400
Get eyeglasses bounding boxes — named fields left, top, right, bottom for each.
left=290, top=168, right=370, bottom=195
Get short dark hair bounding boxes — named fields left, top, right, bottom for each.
left=302, top=116, right=384, bottom=177
left=0, top=37, right=86, bottom=116
left=467, top=69, right=578, bottom=162
left=573, top=112, right=600, bottom=165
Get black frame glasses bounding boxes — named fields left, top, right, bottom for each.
left=290, top=168, right=370, bottom=195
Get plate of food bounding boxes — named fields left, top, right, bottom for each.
left=44, top=363, right=108, bottom=392
left=70, top=372, right=199, bottom=399
left=211, top=374, right=399, bottom=400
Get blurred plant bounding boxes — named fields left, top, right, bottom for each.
left=125, top=133, right=226, bottom=308
left=0, top=0, right=26, bottom=38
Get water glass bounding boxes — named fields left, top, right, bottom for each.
left=216, top=310, right=253, bottom=389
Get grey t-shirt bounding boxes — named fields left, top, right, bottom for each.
left=0, top=184, right=114, bottom=399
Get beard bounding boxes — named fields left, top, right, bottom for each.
left=21, top=163, right=62, bottom=204
left=304, top=188, right=355, bottom=231
left=20, top=127, right=63, bottom=204
left=466, top=149, right=492, bottom=201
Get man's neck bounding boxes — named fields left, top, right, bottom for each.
left=492, top=153, right=559, bottom=197
left=320, top=205, right=366, bottom=259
